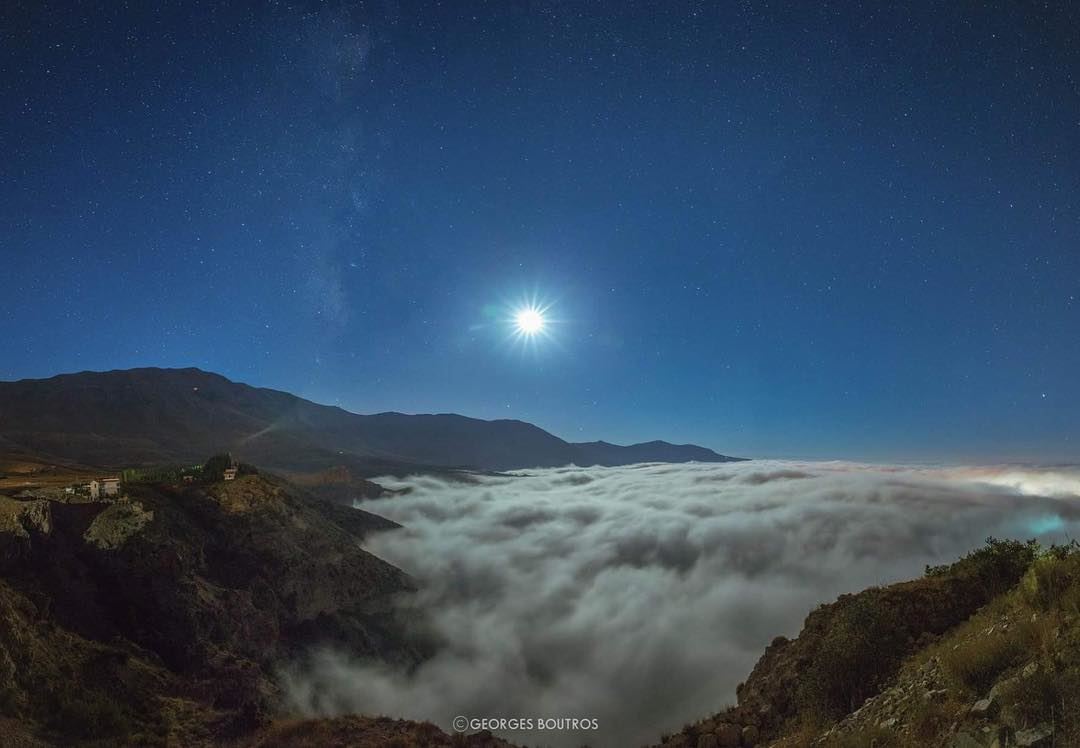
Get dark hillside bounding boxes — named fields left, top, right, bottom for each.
left=0, top=368, right=744, bottom=474
left=0, top=473, right=422, bottom=743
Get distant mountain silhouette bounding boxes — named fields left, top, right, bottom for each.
left=0, top=368, right=745, bottom=474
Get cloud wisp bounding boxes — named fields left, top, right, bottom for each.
left=281, top=461, right=1080, bottom=747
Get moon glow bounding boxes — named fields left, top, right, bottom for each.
left=514, top=307, right=546, bottom=336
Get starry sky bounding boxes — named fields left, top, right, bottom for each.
left=2, top=1, right=1078, bottom=462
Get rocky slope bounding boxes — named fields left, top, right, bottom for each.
left=0, top=368, right=744, bottom=475
left=0, top=472, right=446, bottom=745
left=803, top=548, right=1080, bottom=748
left=654, top=539, right=1080, bottom=748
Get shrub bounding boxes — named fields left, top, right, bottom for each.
left=925, top=536, right=1036, bottom=575
left=202, top=452, right=237, bottom=482
left=926, top=537, right=1038, bottom=597
left=797, top=593, right=909, bottom=719
left=1021, top=551, right=1080, bottom=612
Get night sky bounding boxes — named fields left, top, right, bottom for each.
left=2, top=2, right=1078, bottom=462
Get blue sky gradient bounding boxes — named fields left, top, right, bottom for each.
left=2, top=1, right=1078, bottom=461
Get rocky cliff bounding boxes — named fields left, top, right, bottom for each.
left=654, top=538, right=1080, bottom=748
left=0, top=473, right=437, bottom=744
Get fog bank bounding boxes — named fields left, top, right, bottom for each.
left=282, top=461, right=1080, bottom=746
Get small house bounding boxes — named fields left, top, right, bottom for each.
left=222, top=467, right=238, bottom=481
left=101, top=478, right=121, bottom=497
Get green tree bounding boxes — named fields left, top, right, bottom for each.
left=202, top=452, right=237, bottom=482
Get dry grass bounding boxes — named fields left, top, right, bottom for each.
left=938, top=580, right=1061, bottom=695
left=933, top=547, right=1080, bottom=743
left=940, top=626, right=1025, bottom=694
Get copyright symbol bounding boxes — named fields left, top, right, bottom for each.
left=452, top=716, right=468, bottom=732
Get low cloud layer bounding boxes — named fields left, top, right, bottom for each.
left=282, top=461, right=1080, bottom=746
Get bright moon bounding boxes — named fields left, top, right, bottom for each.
left=515, top=308, right=545, bottom=335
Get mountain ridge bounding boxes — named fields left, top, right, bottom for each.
left=0, top=367, right=745, bottom=475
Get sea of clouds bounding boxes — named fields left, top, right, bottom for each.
left=281, top=460, right=1080, bottom=747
